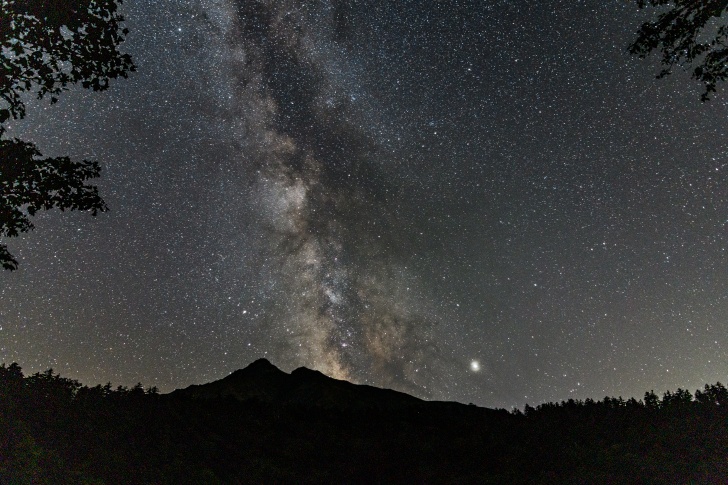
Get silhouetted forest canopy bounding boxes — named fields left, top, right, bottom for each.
left=1, top=362, right=726, bottom=484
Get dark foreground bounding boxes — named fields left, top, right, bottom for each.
left=1, top=361, right=726, bottom=484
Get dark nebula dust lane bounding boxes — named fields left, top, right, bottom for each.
left=1, top=0, right=728, bottom=408
left=222, top=0, right=443, bottom=395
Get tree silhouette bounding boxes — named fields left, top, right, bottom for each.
left=0, top=0, right=134, bottom=270
left=1, top=361, right=727, bottom=483
left=629, top=0, right=728, bottom=101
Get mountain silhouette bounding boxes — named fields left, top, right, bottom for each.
left=2, top=360, right=727, bottom=483
left=171, top=358, right=473, bottom=413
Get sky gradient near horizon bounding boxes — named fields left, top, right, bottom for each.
left=2, top=0, right=728, bottom=408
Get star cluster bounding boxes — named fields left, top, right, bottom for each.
left=1, top=0, right=727, bottom=408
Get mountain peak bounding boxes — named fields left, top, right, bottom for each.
left=224, top=357, right=286, bottom=383
left=172, top=358, right=432, bottom=411
left=290, top=366, right=328, bottom=379
left=246, top=358, right=277, bottom=371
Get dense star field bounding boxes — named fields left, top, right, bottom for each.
left=1, top=0, right=727, bottom=409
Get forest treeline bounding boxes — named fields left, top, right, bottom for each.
left=1, top=362, right=727, bottom=484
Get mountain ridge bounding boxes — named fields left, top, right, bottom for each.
left=170, top=358, right=482, bottom=414
left=4, top=361, right=727, bottom=483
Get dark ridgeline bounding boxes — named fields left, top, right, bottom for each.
left=170, top=358, right=486, bottom=416
left=1, top=360, right=726, bottom=484
left=171, top=357, right=427, bottom=411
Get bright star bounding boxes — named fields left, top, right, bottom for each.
left=470, top=360, right=480, bottom=372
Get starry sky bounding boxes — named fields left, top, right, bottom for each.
left=1, top=0, right=727, bottom=409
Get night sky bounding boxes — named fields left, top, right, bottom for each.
left=2, top=0, right=728, bottom=409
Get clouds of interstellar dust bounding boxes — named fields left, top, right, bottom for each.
left=209, top=0, right=444, bottom=396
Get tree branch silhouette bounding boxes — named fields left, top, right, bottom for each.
left=0, top=0, right=134, bottom=269
left=629, top=0, right=728, bottom=101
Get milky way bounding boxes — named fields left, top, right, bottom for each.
left=1, top=0, right=728, bottom=408
left=213, top=0, right=441, bottom=394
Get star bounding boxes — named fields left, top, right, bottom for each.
left=2, top=0, right=727, bottom=410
